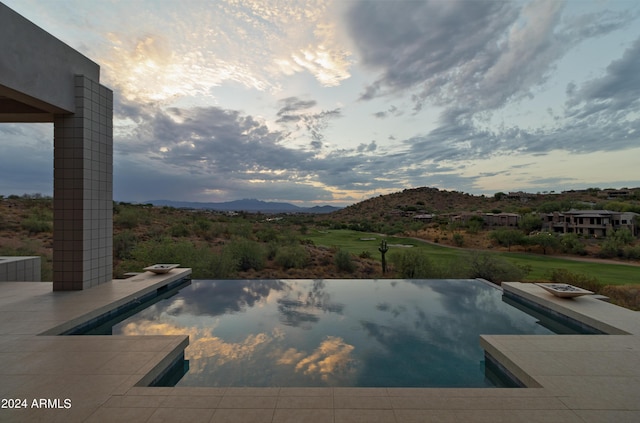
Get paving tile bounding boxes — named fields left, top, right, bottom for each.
left=172, top=387, right=228, bottom=397
left=218, top=396, right=278, bottom=409
left=85, top=406, right=156, bottom=423
left=389, top=396, right=432, bottom=409
left=574, top=410, right=640, bottom=423
left=96, top=351, right=160, bottom=374
left=273, top=408, right=334, bottom=423
left=507, top=410, right=584, bottom=423
left=276, top=396, right=332, bottom=409
left=126, top=386, right=176, bottom=396
left=225, top=387, right=280, bottom=396
left=335, top=409, right=396, bottom=423
left=393, top=409, right=459, bottom=423
left=334, top=387, right=388, bottom=396
left=211, top=408, right=274, bottom=423
left=102, top=394, right=167, bottom=408
left=1, top=406, right=96, bottom=423
left=160, top=395, right=222, bottom=409
left=334, top=395, right=392, bottom=409
left=279, top=387, right=332, bottom=396
left=148, top=407, right=215, bottom=423
left=453, top=410, right=507, bottom=422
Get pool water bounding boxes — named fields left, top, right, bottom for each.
left=113, top=279, right=568, bottom=388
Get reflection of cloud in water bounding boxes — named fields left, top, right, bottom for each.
left=161, top=279, right=288, bottom=317
left=293, top=336, right=356, bottom=381
left=276, top=347, right=306, bottom=365
left=358, top=320, right=479, bottom=386
left=376, top=301, right=406, bottom=317
left=276, top=280, right=344, bottom=328
left=119, top=320, right=277, bottom=373
left=371, top=280, right=550, bottom=367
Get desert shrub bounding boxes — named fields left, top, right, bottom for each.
left=600, top=285, right=640, bottom=311
left=275, top=245, right=309, bottom=269
left=466, top=218, right=483, bottom=234
left=600, top=229, right=634, bottom=258
left=207, top=247, right=236, bottom=278
left=334, top=249, right=355, bottom=272
left=390, top=249, right=438, bottom=278
left=113, top=230, right=137, bottom=260
left=228, top=239, right=265, bottom=271
left=463, top=252, right=528, bottom=284
left=114, top=207, right=140, bottom=229
left=256, top=227, right=279, bottom=243
left=120, top=237, right=222, bottom=278
left=519, top=213, right=543, bottom=234
left=359, top=251, right=372, bottom=259
left=170, top=223, right=190, bottom=237
left=194, top=218, right=212, bottom=235
left=560, top=233, right=586, bottom=255
left=453, top=233, right=464, bottom=247
left=206, top=222, right=228, bottom=240
left=623, top=245, right=640, bottom=260
left=527, top=232, right=560, bottom=255
left=489, top=229, right=524, bottom=251
left=21, top=215, right=51, bottom=233
left=228, top=222, right=252, bottom=238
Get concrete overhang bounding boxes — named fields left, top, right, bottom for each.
left=0, top=85, right=69, bottom=122
left=0, top=3, right=100, bottom=119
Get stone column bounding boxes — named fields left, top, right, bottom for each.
left=52, top=76, right=113, bottom=290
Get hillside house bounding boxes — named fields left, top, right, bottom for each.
left=448, top=212, right=520, bottom=227
left=542, top=210, right=639, bottom=238
left=484, top=213, right=520, bottom=227
left=413, top=213, right=434, bottom=222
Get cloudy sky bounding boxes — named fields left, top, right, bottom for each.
left=2, top=0, right=640, bottom=206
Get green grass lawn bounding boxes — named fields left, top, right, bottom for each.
left=306, top=229, right=640, bottom=285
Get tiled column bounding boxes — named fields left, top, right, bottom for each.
left=52, top=75, right=113, bottom=290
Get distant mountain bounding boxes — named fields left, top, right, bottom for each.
left=145, top=199, right=341, bottom=214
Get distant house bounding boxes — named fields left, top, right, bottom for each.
left=542, top=210, right=639, bottom=237
left=413, top=214, right=434, bottom=222
left=484, top=213, right=520, bottom=227
left=506, top=191, right=535, bottom=202
left=600, top=189, right=632, bottom=199
left=448, top=212, right=520, bottom=227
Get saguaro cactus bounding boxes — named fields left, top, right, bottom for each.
left=378, top=239, right=389, bottom=274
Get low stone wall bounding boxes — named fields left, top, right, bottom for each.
left=0, top=256, right=41, bottom=281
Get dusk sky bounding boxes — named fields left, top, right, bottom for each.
left=1, top=0, right=639, bottom=206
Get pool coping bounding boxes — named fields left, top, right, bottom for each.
left=1, top=277, right=639, bottom=422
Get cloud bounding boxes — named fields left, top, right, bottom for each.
left=0, top=123, right=53, bottom=195
left=346, top=0, right=520, bottom=107
left=274, top=96, right=343, bottom=150
left=346, top=0, right=635, bottom=123
left=276, top=97, right=317, bottom=117
left=566, top=36, right=640, bottom=120
left=90, top=0, right=353, bottom=104
left=293, top=336, right=356, bottom=381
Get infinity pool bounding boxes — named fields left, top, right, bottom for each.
left=112, top=279, right=576, bottom=388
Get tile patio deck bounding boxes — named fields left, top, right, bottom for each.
left=0, top=273, right=638, bottom=422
